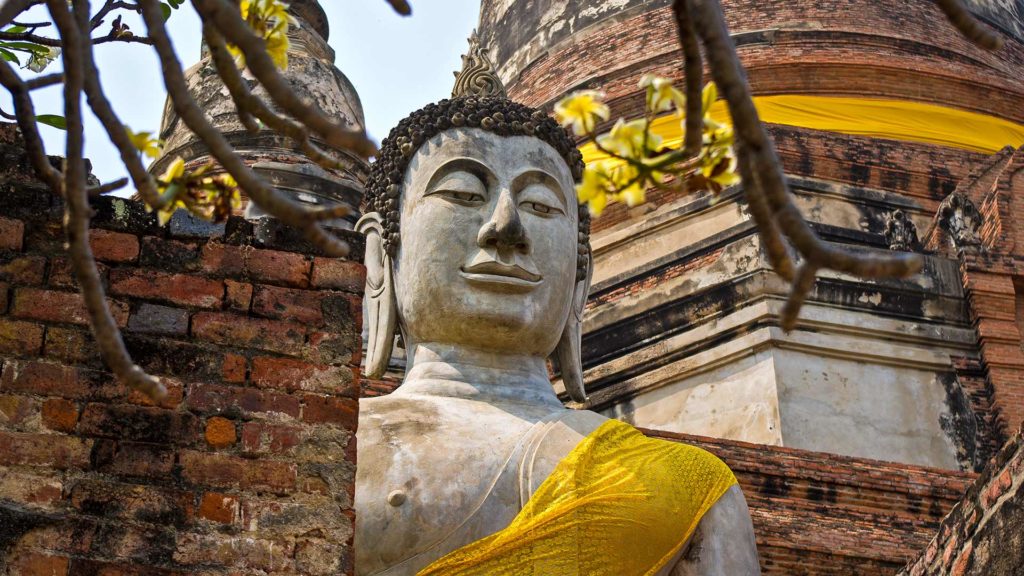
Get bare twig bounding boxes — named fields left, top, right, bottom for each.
left=0, top=0, right=42, bottom=28
left=53, top=0, right=165, bottom=400
left=88, top=176, right=128, bottom=195
left=139, top=0, right=350, bottom=256
left=192, top=0, right=377, bottom=159
left=385, top=0, right=411, bottom=16
left=780, top=263, right=818, bottom=331
left=935, top=0, right=1004, bottom=50
left=673, top=0, right=703, bottom=157
left=25, top=72, right=63, bottom=90
left=201, top=22, right=259, bottom=134
left=201, top=21, right=349, bottom=170
left=76, top=0, right=166, bottom=208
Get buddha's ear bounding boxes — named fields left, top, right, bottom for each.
left=356, top=212, right=398, bottom=379
left=555, top=250, right=592, bottom=403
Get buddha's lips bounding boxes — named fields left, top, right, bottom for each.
left=460, top=261, right=542, bottom=282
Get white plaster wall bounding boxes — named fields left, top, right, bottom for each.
left=773, top=348, right=961, bottom=469
left=602, top=350, right=783, bottom=446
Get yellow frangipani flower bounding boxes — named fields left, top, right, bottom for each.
left=555, top=90, right=610, bottom=137
left=229, top=0, right=297, bottom=70
left=161, top=156, right=186, bottom=182
left=598, top=118, right=663, bottom=158
left=125, top=127, right=164, bottom=159
left=639, top=74, right=686, bottom=115
left=701, top=82, right=718, bottom=115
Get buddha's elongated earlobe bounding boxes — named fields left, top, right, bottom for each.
left=356, top=212, right=398, bottom=379
left=555, top=250, right=593, bottom=403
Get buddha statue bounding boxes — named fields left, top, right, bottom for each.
left=353, top=43, right=759, bottom=575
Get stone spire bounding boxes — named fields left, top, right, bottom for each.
left=452, top=30, right=506, bottom=99
left=150, top=0, right=368, bottom=231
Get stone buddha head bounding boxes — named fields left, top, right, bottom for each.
left=356, top=96, right=592, bottom=401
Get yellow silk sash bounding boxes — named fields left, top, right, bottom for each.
left=581, top=95, right=1024, bottom=165
left=418, top=419, right=737, bottom=576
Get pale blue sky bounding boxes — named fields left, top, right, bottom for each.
left=2, top=1, right=480, bottom=184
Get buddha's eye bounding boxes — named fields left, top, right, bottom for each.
left=439, top=190, right=486, bottom=204
left=427, top=170, right=487, bottom=205
left=521, top=201, right=555, bottom=215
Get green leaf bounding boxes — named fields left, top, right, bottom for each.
left=35, top=114, right=66, bottom=130
left=0, top=41, right=50, bottom=54
left=3, top=26, right=27, bottom=34
left=159, top=2, right=172, bottom=21
left=0, top=47, right=19, bottom=64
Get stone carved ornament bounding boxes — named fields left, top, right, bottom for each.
left=884, top=209, right=920, bottom=252
left=451, top=29, right=507, bottom=99
left=937, top=192, right=983, bottom=248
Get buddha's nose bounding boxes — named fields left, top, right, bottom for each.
left=477, top=191, right=529, bottom=253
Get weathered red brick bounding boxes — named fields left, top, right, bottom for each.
left=179, top=450, right=296, bottom=494
left=78, top=403, right=200, bottom=445
left=0, top=430, right=92, bottom=469
left=11, top=287, right=129, bottom=327
left=311, top=258, right=366, bottom=293
left=241, top=422, right=301, bottom=455
left=0, top=254, right=45, bottom=284
left=251, top=356, right=355, bottom=395
left=89, top=229, right=140, bottom=263
left=225, top=280, right=253, bottom=311
left=200, top=243, right=247, bottom=277
left=192, top=312, right=306, bottom=355
left=41, top=398, right=79, bottom=432
left=43, top=326, right=98, bottom=366
left=252, top=284, right=324, bottom=324
left=0, top=469, right=63, bottom=506
left=90, top=440, right=175, bottom=478
left=140, top=236, right=201, bottom=272
left=6, top=550, right=69, bottom=576
left=0, top=318, right=44, bottom=355
left=205, top=416, right=237, bottom=448
left=198, top=492, right=239, bottom=524
left=109, top=269, right=224, bottom=309
left=222, top=353, right=247, bottom=383
left=0, top=393, right=38, bottom=427
left=1, top=360, right=109, bottom=400
left=185, top=382, right=301, bottom=419
left=68, top=479, right=194, bottom=526
left=301, top=394, right=358, bottom=429
left=981, top=468, right=1013, bottom=508
left=0, top=216, right=25, bottom=251
left=247, top=248, right=311, bottom=287
left=47, top=257, right=109, bottom=291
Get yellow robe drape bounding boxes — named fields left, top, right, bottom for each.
left=581, top=95, right=1024, bottom=166
left=418, top=419, right=737, bottom=576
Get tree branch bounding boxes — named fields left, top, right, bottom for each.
left=139, top=0, right=350, bottom=256
left=54, top=0, right=165, bottom=400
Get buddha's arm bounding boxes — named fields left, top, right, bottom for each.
left=667, top=485, right=761, bottom=576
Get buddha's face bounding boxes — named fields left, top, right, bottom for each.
left=393, top=128, right=579, bottom=356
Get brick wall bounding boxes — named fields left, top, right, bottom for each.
left=649, top=429, right=976, bottom=575
left=898, top=424, right=1024, bottom=575
left=0, top=128, right=363, bottom=575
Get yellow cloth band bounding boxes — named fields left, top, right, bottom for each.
left=580, top=95, right=1024, bottom=165
left=418, top=419, right=738, bottom=576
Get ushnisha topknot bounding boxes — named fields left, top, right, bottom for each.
left=363, top=95, right=591, bottom=281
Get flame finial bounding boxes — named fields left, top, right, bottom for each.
left=452, top=30, right=506, bottom=98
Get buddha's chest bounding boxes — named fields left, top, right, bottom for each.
left=353, top=398, right=543, bottom=575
